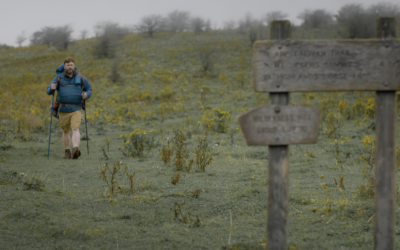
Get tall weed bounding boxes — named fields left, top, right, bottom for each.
left=195, top=136, right=213, bottom=171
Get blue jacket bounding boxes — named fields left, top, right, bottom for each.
left=47, top=64, right=92, bottom=113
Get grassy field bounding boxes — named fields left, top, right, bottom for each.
left=1, top=30, right=400, bottom=249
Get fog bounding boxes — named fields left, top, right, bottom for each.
left=1, top=0, right=399, bottom=46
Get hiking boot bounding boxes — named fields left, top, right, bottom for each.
left=72, top=147, right=81, bottom=159
left=63, top=149, right=71, bottom=159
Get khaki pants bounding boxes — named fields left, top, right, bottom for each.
left=59, top=111, right=83, bottom=132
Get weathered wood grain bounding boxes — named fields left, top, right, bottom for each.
left=238, top=105, right=321, bottom=145
left=375, top=17, right=397, bottom=250
left=253, top=40, right=400, bottom=92
left=267, top=20, right=291, bottom=250
left=268, top=145, right=289, bottom=250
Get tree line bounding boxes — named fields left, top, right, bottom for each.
left=8, top=2, right=400, bottom=51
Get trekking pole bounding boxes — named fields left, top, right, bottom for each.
left=84, top=100, right=89, bottom=155
left=47, top=92, right=55, bottom=159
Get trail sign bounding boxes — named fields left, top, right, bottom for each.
left=253, top=40, right=400, bottom=92
left=238, top=105, right=320, bottom=145
left=238, top=18, right=397, bottom=250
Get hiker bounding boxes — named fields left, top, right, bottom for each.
left=46, top=57, right=92, bottom=159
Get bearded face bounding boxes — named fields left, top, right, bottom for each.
left=64, top=62, right=75, bottom=75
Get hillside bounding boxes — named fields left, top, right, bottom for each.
left=0, top=30, right=400, bottom=249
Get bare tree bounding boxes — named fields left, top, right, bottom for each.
left=298, top=9, right=333, bottom=29
left=0, top=44, right=11, bottom=50
left=237, top=13, right=262, bottom=34
left=223, top=20, right=236, bottom=30
left=94, top=21, right=126, bottom=38
left=16, top=31, right=27, bottom=47
left=167, top=10, right=190, bottom=32
left=30, top=27, right=55, bottom=46
left=197, top=41, right=216, bottom=75
left=205, top=19, right=212, bottom=32
left=190, top=17, right=206, bottom=34
left=53, top=25, right=73, bottom=50
left=367, top=2, right=400, bottom=17
left=367, top=2, right=400, bottom=31
left=93, top=21, right=127, bottom=58
left=336, top=3, right=400, bottom=39
left=135, top=14, right=166, bottom=38
left=80, top=29, right=89, bottom=40
left=336, top=4, right=371, bottom=38
left=30, top=25, right=73, bottom=50
left=263, top=11, right=288, bottom=25
left=235, top=13, right=265, bottom=45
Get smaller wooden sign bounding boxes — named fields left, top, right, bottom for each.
left=238, top=105, right=321, bottom=145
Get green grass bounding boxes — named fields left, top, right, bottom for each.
left=1, top=29, right=400, bottom=249
left=1, top=112, right=400, bottom=249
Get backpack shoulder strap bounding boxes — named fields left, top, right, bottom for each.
left=77, top=72, right=84, bottom=90
left=57, top=77, right=61, bottom=91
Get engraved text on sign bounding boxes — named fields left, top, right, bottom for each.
left=253, top=40, right=400, bottom=92
left=238, top=105, right=321, bottom=145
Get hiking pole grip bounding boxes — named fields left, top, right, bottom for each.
left=47, top=92, right=55, bottom=159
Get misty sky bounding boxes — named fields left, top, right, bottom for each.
left=1, top=0, right=399, bottom=46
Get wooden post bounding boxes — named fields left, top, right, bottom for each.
left=375, top=17, right=397, bottom=250
left=267, top=21, right=291, bottom=250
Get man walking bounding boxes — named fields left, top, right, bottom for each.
left=47, top=57, right=92, bottom=159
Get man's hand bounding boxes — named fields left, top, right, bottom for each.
left=51, top=83, right=57, bottom=90
left=81, top=92, right=87, bottom=100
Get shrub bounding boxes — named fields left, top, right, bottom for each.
left=120, top=129, right=157, bottom=160
left=171, top=174, right=181, bottom=185
left=23, top=174, right=46, bottom=191
left=198, top=43, right=215, bottom=75
left=124, top=166, right=136, bottom=194
left=325, top=111, right=342, bottom=138
left=161, top=140, right=174, bottom=165
left=201, top=108, right=232, bottom=133
left=172, top=129, right=192, bottom=171
left=365, top=98, right=375, bottom=118
left=173, top=201, right=201, bottom=227
left=109, top=60, right=122, bottom=83
left=233, top=70, right=249, bottom=87
left=100, top=162, right=136, bottom=195
left=100, top=161, right=122, bottom=194
left=358, top=135, right=376, bottom=199
left=195, top=136, right=213, bottom=171
left=338, top=100, right=351, bottom=119
left=0, top=44, right=12, bottom=50
left=351, top=99, right=365, bottom=119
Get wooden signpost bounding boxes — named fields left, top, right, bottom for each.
left=238, top=18, right=398, bottom=250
